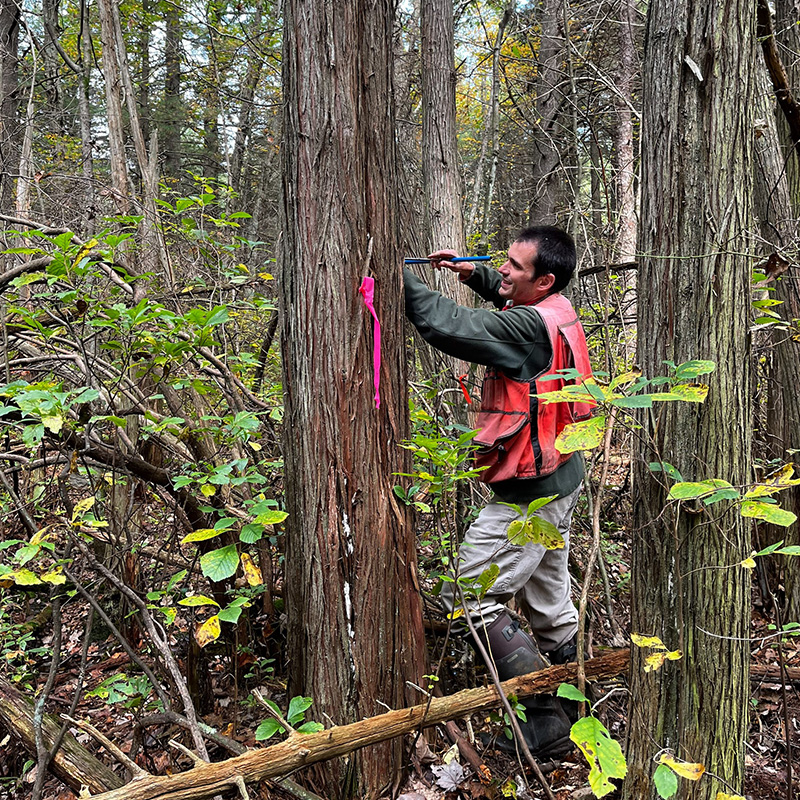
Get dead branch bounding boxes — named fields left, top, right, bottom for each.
left=0, top=676, right=124, bottom=794
left=89, top=650, right=629, bottom=800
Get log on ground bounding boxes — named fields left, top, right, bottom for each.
left=0, top=676, right=124, bottom=793
left=89, top=649, right=629, bottom=800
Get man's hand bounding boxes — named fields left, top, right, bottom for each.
left=428, top=250, right=475, bottom=280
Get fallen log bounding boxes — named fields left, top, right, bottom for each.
left=750, top=663, right=800, bottom=684
left=0, top=676, right=123, bottom=794
left=90, top=649, right=629, bottom=800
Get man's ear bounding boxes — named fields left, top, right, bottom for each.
left=536, top=272, right=556, bottom=292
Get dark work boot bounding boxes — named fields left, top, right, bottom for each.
left=546, top=634, right=580, bottom=724
left=476, top=612, right=573, bottom=757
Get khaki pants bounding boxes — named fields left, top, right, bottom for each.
left=440, top=485, right=581, bottom=653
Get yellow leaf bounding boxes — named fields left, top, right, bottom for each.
left=72, top=497, right=96, bottom=522
left=716, top=793, right=745, bottom=800
left=30, top=526, right=52, bottom=545
left=250, top=442, right=262, bottom=452
left=745, top=464, right=800, bottom=498
left=644, top=652, right=667, bottom=672
left=241, top=552, right=263, bottom=587
left=258, top=272, right=274, bottom=281
left=42, top=415, right=64, bottom=434
left=631, top=633, right=667, bottom=650
left=195, top=615, right=221, bottom=648
left=41, top=568, right=66, bottom=585
left=447, top=608, right=464, bottom=620
left=201, top=484, right=216, bottom=497
left=72, top=238, right=99, bottom=268
left=665, top=650, right=683, bottom=661
left=740, top=557, right=756, bottom=569
left=659, top=754, right=705, bottom=780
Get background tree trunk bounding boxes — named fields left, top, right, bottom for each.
left=623, top=0, right=754, bottom=796
left=0, top=0, right=20, bottom=213
left=280, top=0, right=427, bottom=796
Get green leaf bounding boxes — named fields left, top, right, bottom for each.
left=557, top=683, right=589, bottom=703
left=182, top=528, right=223, bottom=544
left=287, top=696, right=313, bottom=726
left=200, top=545, right=240, bottom=582
left=254, top=509, right=288, bottom=526
left=668, top=479, right=734, bottom=501
left=526, top=495, right=557, bottom=516
left=570, top=716, right=627, bottom=797
left=674, top=360, right=716, bottom=379
left=775, top=545, right=800, bottom=555
left=296, top=721, right=324, bottom=734
left=206, top=306, right=229, bottom=327
left=702, top=488, right=741, bottom=505
left=239, top=523, right=264, bottom=544
left=554, top=416, right=606, bottom=454
left=610, top=394, right=654, bottom=408
left=740, top=500, right=797, bottom=527
left=475, top=564, right=500, bottom=598
left=255, top=719, right=282, bottom=741
left=648, top=462, right=684, bottom=481
left=218, top=605, right=243, bottom=624
left=178, top=594, right=220, bottom=608
left=653, top=763, right=679, bottom=798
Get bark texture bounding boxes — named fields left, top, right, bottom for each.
left=624, top=0, right=754, bottom=796
left=0, top=0, right=20, bottom=212
left=280, top=0, right=427, bottom=796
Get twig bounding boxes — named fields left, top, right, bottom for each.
left=252, top=689, right=294, bottom=733
left=456, top=586, right=556, bottom=800
left=168, top=739, right=208, bottom=767
left=62, top=714, right=150, bottom=779
left=577, top=408, right=617, bottom=698
left=0, top=466, right=37, bottom=534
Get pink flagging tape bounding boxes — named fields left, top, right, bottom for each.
left=358, top=276, right=381, bottom=408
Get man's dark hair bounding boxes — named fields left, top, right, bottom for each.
left=516, top=226, right=576, bottom=293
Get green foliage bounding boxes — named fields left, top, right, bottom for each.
left=501, top=496, right=564, bottom=549
left=255, top=695, right=324, bottom=741
left=570, top=715, right=627, bottom=797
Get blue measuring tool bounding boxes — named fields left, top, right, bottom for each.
left=403, top=256, right=492, bottom=264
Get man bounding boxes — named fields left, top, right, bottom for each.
left=403, top=226, right=593, bottom=757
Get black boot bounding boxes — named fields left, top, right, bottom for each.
left=477, top=612, right=573, bottom=757
left=546, top=634, right=580, bottom=723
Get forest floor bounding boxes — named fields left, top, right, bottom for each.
left=0, top=490, right=798, bottom=800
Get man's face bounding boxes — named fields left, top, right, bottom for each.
left=497, top=240, right=554, bottom=304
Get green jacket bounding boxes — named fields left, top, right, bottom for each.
left=403, top=265, right=583, bottom=504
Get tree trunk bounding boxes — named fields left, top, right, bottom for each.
left=528, top=0, right=568, bottom=224
left=161, top=4, right=182, bottom=181
left=96, top=0, right=130, bottom=213
left=0, top=0, right=20, bottom=212
left=280, top=0, right=427, bottom=796
left=623, top=0, right=754, bottom=796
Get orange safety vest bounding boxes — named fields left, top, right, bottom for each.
left=473, top=293, right=594, bottom=484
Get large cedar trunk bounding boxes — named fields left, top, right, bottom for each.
left=279, top=0, right=427, bottom=796
left=0, top=0, right=20, bottom=212
left=623, top=0, right=754, bottom=796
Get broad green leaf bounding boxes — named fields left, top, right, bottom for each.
left=206, top=306, right=229, bottom=327
left=476, top=564, right=500, bottom=598
left=755, top=540, right=785, bottom=556
left=297, top=721, right=324, bottom=734
left=702, top=488, right=742, bottom=505
left=609, top=394, right=653, bottom=408
left=554, top=416, right=606, bottom=454
left=200, top=545, right=240, bottom=582
left=11, top=569, right=42, bottom=585
left=674, top=360, right=716, bottom=379
left=557, top=683, right=589, bottom=703
left=195, top=615, right=221, bottom=647
left=181, top=528, right=223, bottom=544
left=287, top=696, right=314, bottom=726
left=775, top=545, right=800, bottom=555
left=609, top=370, right=642, bottom=390
left=653, top=763, right=678, bottom=798
left=255, top=718, right=282, bottom=741
left=218, top=605, right=243, bottom=624
left=507, top=519, right=526, bottom=545
left=570, top=716, right=626, bottom=797
left=527, top=495, right=557, bottom=516
left=668, top=479, right=734, bottom=501
left=254, top=510, right=289, bottom=526
left=740, top=500, right=797, bottom=527
left=178, top=594, right=220, bottom=608
left=239, top=523, right=264, bottom=543
left=648, top=462, right=684, bottom=481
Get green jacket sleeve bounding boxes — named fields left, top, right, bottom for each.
left=403, top=268, right=552, bottom=381
left=461, top=263, right=506, bottom=308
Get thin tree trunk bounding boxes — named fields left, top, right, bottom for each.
left=0, top=0, right=21, bottom=212
left=161, top=6, right=181, bottom=180
left=280, top=0, right=427, bottom=796
left=623, top=0, right=754, bottom=796
left=96, top=0, right=130, bottom=213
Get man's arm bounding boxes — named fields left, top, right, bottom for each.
left=403, top=268, right=551, bottom=381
